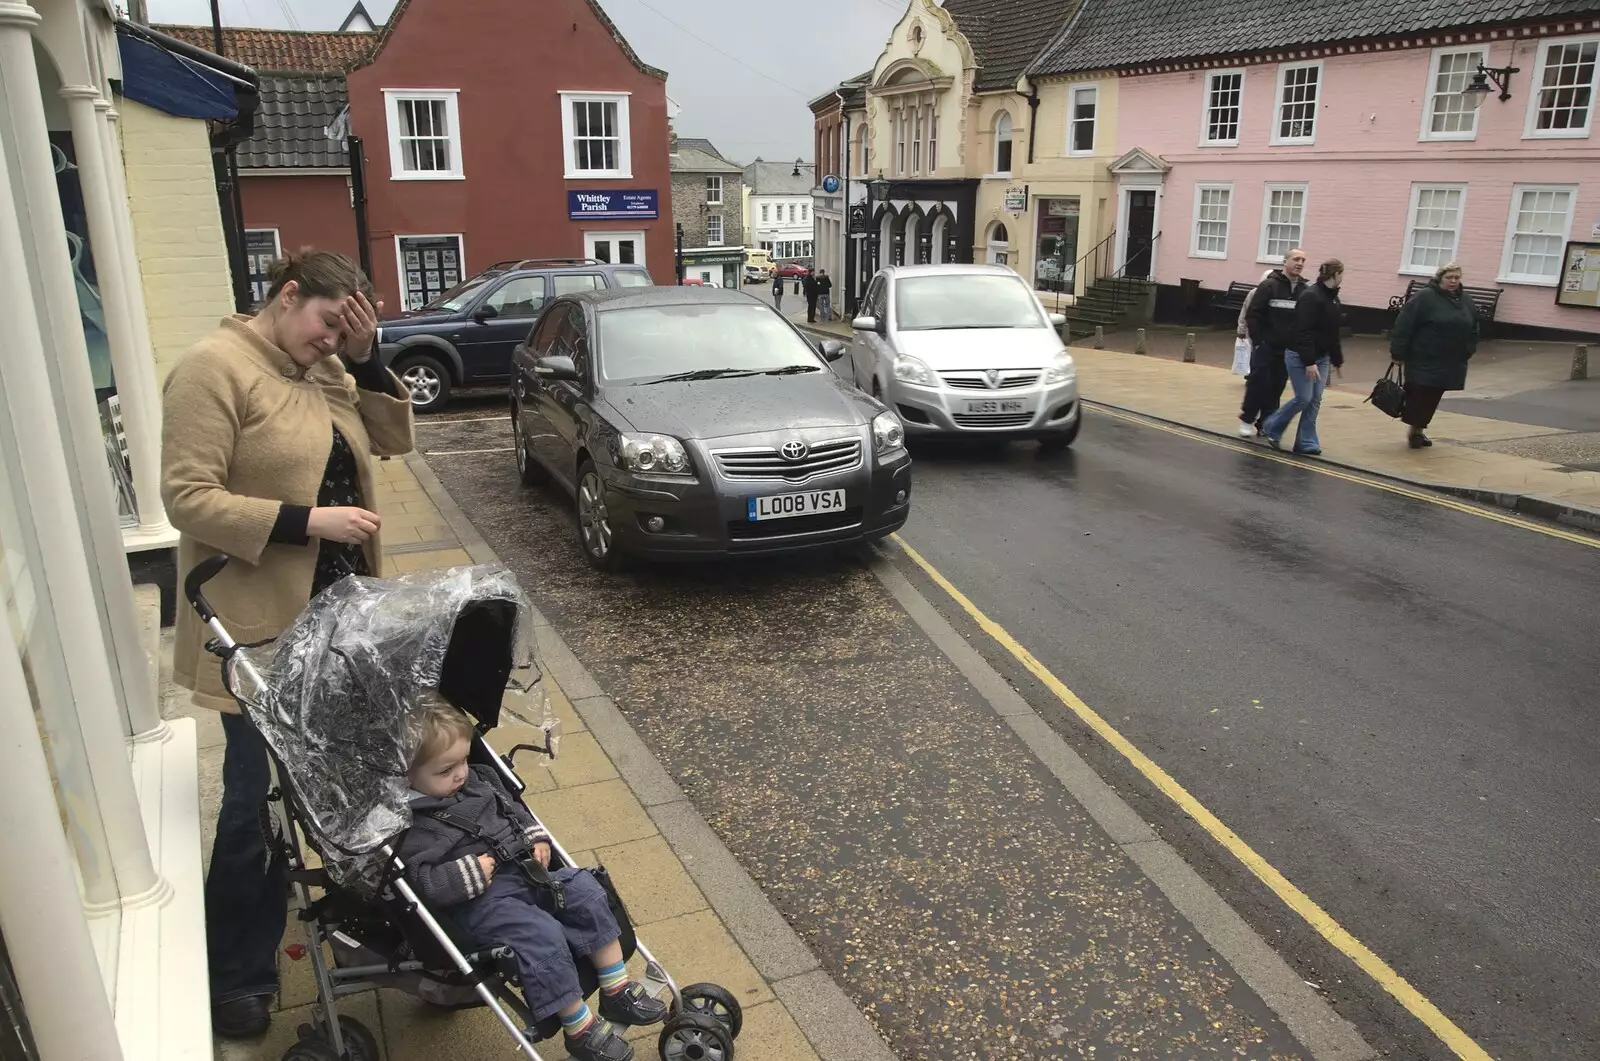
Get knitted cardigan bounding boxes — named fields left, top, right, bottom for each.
left=162, top=316, right=414, bottom=711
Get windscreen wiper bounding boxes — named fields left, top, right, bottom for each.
left=642, top=368, right=749, bottom=384
left=761, top=365, right=823, bottom=375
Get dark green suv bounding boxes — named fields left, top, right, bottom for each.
left=378, top=258, right=653, bottom=413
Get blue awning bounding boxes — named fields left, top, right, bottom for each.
left=116, top=24, right=254, bottom=122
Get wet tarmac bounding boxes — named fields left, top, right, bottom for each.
left=417, top=405, right=1308, bottom=1059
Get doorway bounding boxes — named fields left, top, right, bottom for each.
left=1123, top=191, right=1156, bottom=279
left=584, top=231, right=646, bottom=268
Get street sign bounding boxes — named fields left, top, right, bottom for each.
left=822, top=174, right=841, bottom=194
left=1004, top=186, right=1028, bottom=212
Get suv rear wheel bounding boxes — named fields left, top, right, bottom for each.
left=395, top=353, right=452, bottom=414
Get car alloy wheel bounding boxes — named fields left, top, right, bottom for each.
left=396, top=353, right=451, bottom=413
left=575, top=462, right=619, bottom=570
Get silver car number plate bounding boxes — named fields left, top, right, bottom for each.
left=962, top=398, right=1027, bottom=415
left=747, top=489, right=846, bottom=521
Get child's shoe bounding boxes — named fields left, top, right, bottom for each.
left=564, top=1020, right=633, bottom=1061
left=598, top=982, right=669, bottom=1026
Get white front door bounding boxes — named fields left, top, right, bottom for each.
left=584, top=231, right=646, bottom=268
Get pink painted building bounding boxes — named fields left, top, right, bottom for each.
left=1028, top=1, right=1600, bottom=337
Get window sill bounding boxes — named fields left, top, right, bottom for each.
left=1190, top=250, right=1228, bottom=260
left=389, top=172, right=467, bottom=182
left=1398, top=265, right=1439, bottom=277
left=1521, top=129, right=1592, bottom=141
left=1417, top=132, right=1479, bottom=143
left=1256, top=256, right=1287, bottom=266
left=1495, top=274, right=1560, bottom=288
left=1198, top=140, right=1240, bottom=148
left=564, top=171, right=635, bottom=181
left=1268, top=137, right=1317, bottom=147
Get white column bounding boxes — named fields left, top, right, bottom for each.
left=97, top=99, right=174, bottom=549
left=0, top=0, right=164, bottom=901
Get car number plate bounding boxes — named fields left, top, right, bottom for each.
left=747, top=489, right=846, bottom=521
left=961, top=398, right=1027, bottom=415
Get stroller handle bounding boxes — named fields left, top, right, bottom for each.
left=185, top=554, right=230, bottom=623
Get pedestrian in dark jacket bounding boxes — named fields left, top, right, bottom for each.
left=1263, top=259, right=1344, bottom=456
left=803, top=271, right=820, bottom=323
left=816, top=270, right=834, bottom=321
left=772, top=274, right=784, bottom=312
left=1389, top=261, right=1478, bottom=449
left=1239, top=248, right=1308, bottom=437
left=399, top=700, right=665, bottom=1061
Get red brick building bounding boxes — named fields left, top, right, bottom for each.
left=161, top=0, right=673, bottom=310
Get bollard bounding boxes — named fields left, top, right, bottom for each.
left=1094, top=325, right=1104, bottom=350
left=1183, top=333, right=1197, bottom=363
left=1572, top=344, right=1589, bottom=381
left=1135, top=328, right=1147, bottom=355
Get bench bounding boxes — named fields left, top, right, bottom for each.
left=1211, top=280, right=1257, bottom=315
left=1387, top=278, right=1502, bottom=325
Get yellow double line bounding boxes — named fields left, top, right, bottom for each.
left=893, top=532, right=1498, bottom=1061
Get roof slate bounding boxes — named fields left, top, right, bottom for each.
left=1031, top=0, right=1600, bottom=74
left=941, top=0, right=1083, bottom=91
left=742, top=161, right=816, bottom=195
left=237, top=76, right=351, bottom=169
left=670, top=143, right=743, bottom=174
left=152, top=24, right=373, bottom=72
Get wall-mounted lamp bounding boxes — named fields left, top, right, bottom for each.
left=792, top=157, right=804, bottom=177
left=1461, top=61, right=1521, bottom=109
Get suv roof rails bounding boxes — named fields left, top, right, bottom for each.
left=484, top=257, right=606, bottom=271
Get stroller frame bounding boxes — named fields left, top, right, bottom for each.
left=185, top=558, right=739, bottom=1061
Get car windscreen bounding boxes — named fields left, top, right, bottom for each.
left=423, top=271, right=500, bottom=313
left=893, top=274, right=1048, bottom=331
left=596, top=304, right=823, bottom=383
left=613, top=270, right=654, bottom=288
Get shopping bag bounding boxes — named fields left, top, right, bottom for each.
left=1230, top=338, right=1252, bottom=376
left=1366, top=364, right=1406, bottom=419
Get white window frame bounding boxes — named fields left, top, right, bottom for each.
left=928, top=109, right=939, bottom=171
left=1420, top=46, right=1486, bottom=142
left=1199, top=69, right=1245, bottom=146
left=705, top=175, right=723, bottom=205
left=1400, top=183, right=1468, bottom=276
left=383, top=89, right=464, bottom=180
left=559, top=90, right=633, bottom=179
left=1498, top=183, right=1577, bottom=285
left=761, top=203, right=770, bottom=223
left=1067, top=83, right=1099, bottom=156
left=1523, top=35, right=1599, bottom=139
left=1270, top=60, right=1322, bottom=145
left=583, top=230, right=647, bottom=268
left=993, top=111, right=1014, bottom=176
left=706, top=214, right=724, bottom=246
left=1257, top=182, right=1309, bottom=264
left=393, top=233, right=466, bottom=311
left=1189, top=182, right=1233, bottom=259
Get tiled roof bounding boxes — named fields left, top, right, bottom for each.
left=152, top=24, right=373, bottom=72
left=1031, top=0, right=1600, bottom=75
left=742, top=161, right=815, bottom=196
left=670, top=143, right=743, bottom=174
left=675, top=137, right=723, bottom=157
left=942, top=0, right=1083, bottom=91
left=237, top=76, right=350, bottom=169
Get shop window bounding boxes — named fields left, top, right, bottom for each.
left=245, top=229, right=281, bottom=307
left=396, top=235, right=464, bottom=311
left=1034, top=199, right=1080, bottom=293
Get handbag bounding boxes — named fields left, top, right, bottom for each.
left=1366, top=364, right=1406, bottom=419
left=1230, top=337, right=1252, bottom=376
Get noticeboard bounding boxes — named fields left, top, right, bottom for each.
left=1556, top=241, right=1600, bottom=309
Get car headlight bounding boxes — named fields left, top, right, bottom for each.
left=616, top=433, right=693, bottom=476
left=892, top=354, right=938, bottom=387
left=1043, top=350, right=1077, bottom=385
left=872, top=411, right=906, bottom=453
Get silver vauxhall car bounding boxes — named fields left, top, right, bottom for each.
left=844, top=264, right=1081, bottom=451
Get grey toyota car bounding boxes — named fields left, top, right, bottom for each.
left=509, top=286, right=912, bottom=569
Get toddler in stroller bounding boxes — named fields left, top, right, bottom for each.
left=184, top=557, right=742, bottom=1061
left=400, top=699, right=666, bottom=1060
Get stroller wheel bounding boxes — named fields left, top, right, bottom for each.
left=678, top=983, right=743, bottom=1039
left=659, top=1011, right=734, bottom=1061
left=286, top=1016, right=380, bottom=1061
left=281, top=1040, right=341, bottom=1061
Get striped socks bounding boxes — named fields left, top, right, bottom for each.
left=561, top=1002, right=596, bottom=1040
left=597, top=959, right=630, bottom=995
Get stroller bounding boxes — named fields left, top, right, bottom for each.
left=185, top=557, right=742, bottom=1061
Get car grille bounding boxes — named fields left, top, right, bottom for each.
left=940, top=371, right=1041, bottom=390
left=952, top=411, right=1036, bottom=429
left=712, top=437, right=862, bottom=483
left=729, top=507, right=863, bottom=540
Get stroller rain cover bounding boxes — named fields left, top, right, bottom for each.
left=234, top=564, right=539, bottom=887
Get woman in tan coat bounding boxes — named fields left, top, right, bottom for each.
left=161, top=250, right=413, bottom=1038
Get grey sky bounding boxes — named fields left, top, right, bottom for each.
left=143, top=0, right=904, bottom=164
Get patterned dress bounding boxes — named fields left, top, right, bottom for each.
left=311, top=427, right=371, bottom=596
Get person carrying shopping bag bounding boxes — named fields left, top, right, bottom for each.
left=1389, top=261, right=1478, bottom=449
left=1263, top=259, right=1345, bottom=456
left=1239, top=249, right=1308, bottom=437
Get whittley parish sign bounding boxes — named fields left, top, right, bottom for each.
left=567, top=190, right=659, bottom=220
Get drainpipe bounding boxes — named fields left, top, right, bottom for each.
left=838, top=91, right=855, bottom=317
left=1025, top=80, right=1041, bottom=164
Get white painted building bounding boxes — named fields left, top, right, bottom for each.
left=744, top=159, right=817, bottom=262
left=0, top=2, right=243, bottom=1055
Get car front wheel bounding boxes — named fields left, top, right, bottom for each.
left=575, top=459, right=623, bottom=571
left=1038, top=417, right=1082, bottom=453
left=511, top=397, right=547, bottom=486
left=395, top=353, right=452, bottom=414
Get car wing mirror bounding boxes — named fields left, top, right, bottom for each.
left=473, top=304, right=500, bottom=323
left=851, top=315, right=877, bottom=332
left=533, top=354, right=580, bottom=382
left=819, top=339, right=848, bottom=362
left=1048, top=312, right=1067, bottom=327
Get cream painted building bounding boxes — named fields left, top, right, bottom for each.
left=0, top=2, right=249, bottom=1055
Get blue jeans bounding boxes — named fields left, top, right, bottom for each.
left=205, top=712, right=288, bottom=1003
left=819, top=293, right=832, bottom=321
left=1263, top=351, right=1329, bottom=453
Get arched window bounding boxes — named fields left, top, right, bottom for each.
left=856, top=123, right=869, bottom=176
left=930, top=214, right=948, bottom=264
left=994, top=111, right=1014, bottom=174
left=986, top=222, right=1010, bottom=265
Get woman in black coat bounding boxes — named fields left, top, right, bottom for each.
left=1389, top=261, right=1478, bottom=448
